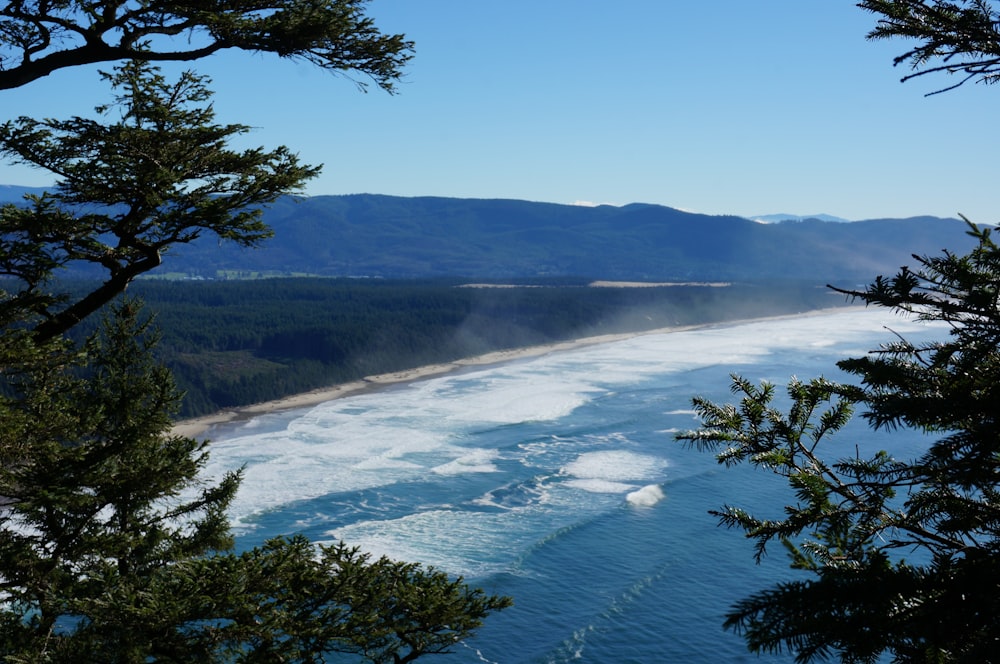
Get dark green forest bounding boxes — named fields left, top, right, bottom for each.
left=66, top=278, right=849, bottom=418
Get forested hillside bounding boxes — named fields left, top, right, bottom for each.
left=0, top=188, right=976, bottom=282
left=87, top=278, right=847, bottom=418
left=165, top=195, right=976, bottom=282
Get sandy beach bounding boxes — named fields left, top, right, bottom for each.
left=170, top=306, right=859, bottom=439
left=170, top=329, right=659, bottom=438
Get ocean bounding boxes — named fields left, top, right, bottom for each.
left=200, top=308, right=944, bottom=663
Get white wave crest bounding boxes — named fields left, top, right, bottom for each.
left=627, top=484, right=665, bottom=507
left=432, top=449, right=500, bottom=475
left=564, top=478, right=638, bottom=494
left=563, top=450, right=668, bottom=483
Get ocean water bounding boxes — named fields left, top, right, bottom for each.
left=201, top=309, right=945, bottom=663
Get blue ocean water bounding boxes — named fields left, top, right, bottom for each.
left=201, top=309, right=945, bottom=663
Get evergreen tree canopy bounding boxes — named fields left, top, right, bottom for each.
left=0, top=60, right=320, bottom=342
left=677, top=222, right=1000, bottom=661
left=0, top=0, right=412, bottom=91
left=861, top=0, right=1000, bottom=93
left=0, top=300, right=511, bottom=662
left=673, top=6, right=1000, bottom=659
left=0, top=299, right=241, bottom=659
left=0, top=27, right=509, bottom=662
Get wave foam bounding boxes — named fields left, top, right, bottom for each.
left=565, top=478, right=638, bottom=494
left=627, top=484, right=665, bottom=507
left=325, top=509, right=531, bottom=577
left=432, top=449, right=500, bottom=475
left=563, top=450, right=668, bottom=483
left=438, top=376, right=600, bottom=424
left=206, top=309, right=937, bottom=541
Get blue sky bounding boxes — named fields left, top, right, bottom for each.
left=1, top=1, right=997, bottom=221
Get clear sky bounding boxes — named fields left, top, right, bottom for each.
left=1, top=1, right=998, bottom=221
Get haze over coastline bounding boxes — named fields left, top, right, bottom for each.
left=172, top=306, right=861, bottom=439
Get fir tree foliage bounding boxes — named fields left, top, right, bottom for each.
left=187, top=535, right=512, bottom=663
left=677, top=220, right=1000, bottom=662
left=0, top=59, right=320, bottom=342
left=0, top=299, right=511, bottom=662
left=860, top=0, right=1000, bottom=93
left=0, top=299, right=242, bottom=660
left=0, top=0, right=413, bottom=91
left=0, top=33, right=509, bottom=661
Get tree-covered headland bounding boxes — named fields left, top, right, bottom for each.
left=679, top=2, right=1000, bottom=661
left=0, top=3, right=511, bottom=661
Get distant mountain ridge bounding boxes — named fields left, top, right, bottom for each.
left=0, top=185, right=47, bottom=201
left=749, top=213, right=852, bottom=224
left=0, top=188, right=976, bottom=282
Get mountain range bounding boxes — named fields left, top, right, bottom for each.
left=0, top=186, right=978, bottom=282
left=750, top=213, right=852, bottom=224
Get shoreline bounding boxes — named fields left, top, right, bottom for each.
left=170, top=306, right=862, bottom=439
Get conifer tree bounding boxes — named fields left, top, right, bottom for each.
left=677, top=222, right=1000, bottom=661
left=0, top=298, right=238, bottom=660
left=0, top=299, right=511, bottom=662
left=0, top=59, right=320, bottom=342
left=0, top=0, right=412, bottom=91
left=0, top=58, right=509, bottom=663
left=860, top=0, right=1000, bottom=93
left=674, top=5, right=1000, bottom=659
